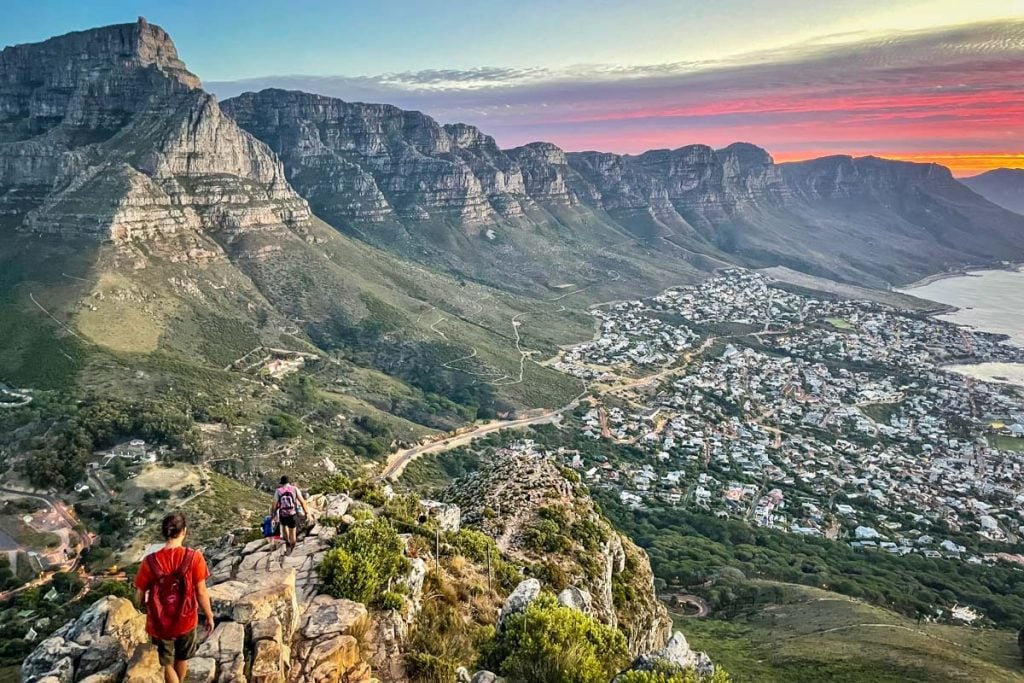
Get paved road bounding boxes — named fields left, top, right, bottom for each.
left=660, top=592, right=710, bottom=618
left=378, top=401, right=580, bottom=481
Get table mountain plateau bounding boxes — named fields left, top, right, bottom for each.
left=221, top=89, right=1024, bottom=290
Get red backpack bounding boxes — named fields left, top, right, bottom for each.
left=145, top=549, right=198, bottom=639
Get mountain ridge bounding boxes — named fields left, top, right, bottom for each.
left=221, top=87, right=1024, bottom=290
left=961, top=168, right=1024, bottom=216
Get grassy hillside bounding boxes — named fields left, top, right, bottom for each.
left=683, top=582, right=1024, bottom=683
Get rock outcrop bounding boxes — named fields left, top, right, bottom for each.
left=443, top=448, right=673, bottom=656
left=0, top=18, right=310, bottom=242
left=22, top=494, right=373, bottom=683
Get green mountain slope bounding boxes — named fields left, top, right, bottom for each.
left=684, top=582, right=1024, bottom=683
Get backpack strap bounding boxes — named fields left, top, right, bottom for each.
left=176, top=548, right=196, bottom=577
left=146, top=551, right=164, bottom=579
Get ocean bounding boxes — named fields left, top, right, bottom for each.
left=898, top=268, right=1024, bottom=386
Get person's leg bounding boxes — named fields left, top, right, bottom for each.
left=171, top=629, right=197, bottom=683
left=154, top=639, right=179, bottom=683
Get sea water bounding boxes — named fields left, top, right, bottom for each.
left=899, top=269, right=1024, bottom=386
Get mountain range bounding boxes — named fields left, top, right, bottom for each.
left=220, top=88, right=1024, bottom=290
left=1, top=18, right=1023, bottom=413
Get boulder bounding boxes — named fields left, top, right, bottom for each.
left=471, top=672, right=500, bottom=683
left=225, top=570, right=300, bottom=637
left=196, top=620, right=246, bottom=683
left=627, top=630, right=715, bottom=677
left=305, top=635, right=360, bottom=682
left=123, top=644, right=163, bottom=683
left=65, top=597, right=147, bottom=650
left=557, top=586, right=593, bottom=615
left=498, top=578, right=541, bottom=628
left=184, top=658, right=217, bottom=683
left=251, top=616, right=283, bottom=645
left=405, top=557, right=426, bottom=606
left=251, top=638, right=286, bottom=683
left=78, top=667, right=123, bottom=683
left=421, top=500, right=461, bottom=532
left=300, top=595, right=368, bottom=640
left=22, top=637, right=85, bottom=683
left=76, top=635, right=128, bottom=678
left=243, top=538, right=270, bottom=555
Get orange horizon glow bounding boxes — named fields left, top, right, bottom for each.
left=771, top=152, right=1024, bottom=177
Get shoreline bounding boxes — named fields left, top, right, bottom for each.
left=900, top=262, right=1023, bottom=290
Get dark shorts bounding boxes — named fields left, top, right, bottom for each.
left=152, top=627, right=199, bottom=666
left=279, top=513, right=297, bottom=529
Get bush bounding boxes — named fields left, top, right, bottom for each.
left=488, top=594, right=628, bottom=683
left=406, top=651, right=457, bottom=683
left=317, top=517, right=410, bottom=604
left=381, top=591, right=405, bottom=611
left=617, top=666, right=732, bottom=683
left=268, top=413, right=304, bottom=438
left=317, top=547, right=379, bottom=604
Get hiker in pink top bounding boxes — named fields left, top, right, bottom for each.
left=271, top=475, right=308, bottom=553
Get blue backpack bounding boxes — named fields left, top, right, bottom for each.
left=262, top=516, right=275, bottom=538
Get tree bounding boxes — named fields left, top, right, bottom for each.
left=489, top=594, right=629, bottom=683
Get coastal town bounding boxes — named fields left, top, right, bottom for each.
left=548, top=271, right=1024, bottom=566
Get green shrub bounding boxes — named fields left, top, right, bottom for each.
left=406, top=651, right=457, bottom=683
left=489, top=594, right=628, bottom=683
left=381, top=591, right=405, bottom=611
left=268, top=413, right=304, bottom=438
left=617, top=665, right=732, bottom=683
left=317, top=517, right=410, bottom=604
left=309, top=473, right=352, bottom=495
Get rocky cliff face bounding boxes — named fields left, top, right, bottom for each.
left=0, top=18, right=309, bottom=243
left=221, top=89, right=533, bottom=227
left=442, top=449, right=673, bottom=657
left=222, top=87, right=1024, bottom=287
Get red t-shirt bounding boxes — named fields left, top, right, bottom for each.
left=134, top=546, right=210, bottom=637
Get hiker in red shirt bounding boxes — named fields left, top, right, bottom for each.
left=134, top=513, right=215, bottom=683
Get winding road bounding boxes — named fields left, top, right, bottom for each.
left=378, top=399, right=580, bottom=480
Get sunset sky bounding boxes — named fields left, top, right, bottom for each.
left=4, top=0, right=1023, bottom=175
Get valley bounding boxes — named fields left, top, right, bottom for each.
left=2, top=16, right=1024, bottom=683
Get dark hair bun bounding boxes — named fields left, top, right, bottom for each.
left=161, top=513, right=187, bottom=540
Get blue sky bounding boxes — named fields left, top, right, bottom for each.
left=3, top=1, right=1023, bottom=173
left=4, top=0, right=1018, bottom=80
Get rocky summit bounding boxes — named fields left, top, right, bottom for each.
left=0, top=18, right=309, bottom=242
left=442, top=448, right=673, bottom=657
